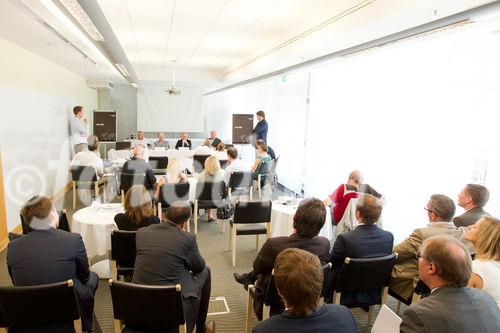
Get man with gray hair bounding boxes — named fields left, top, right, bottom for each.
left=122, top=145, right=159, bottom=192
left=453, top=183, right=490, bottom=227
left=400, top=235, right=500, bottom=332
left=389, top=194, right=473, bottom=301
left=71, top=134, right=104, bottom=177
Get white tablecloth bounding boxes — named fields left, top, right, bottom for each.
left=270, top=200, right=332, bottom=240
left=71, top=203, right=123, bottom=257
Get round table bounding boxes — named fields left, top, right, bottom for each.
left=270, top=200, right=333, bottom=241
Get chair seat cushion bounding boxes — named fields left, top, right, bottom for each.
left=197, top=200, right=221, bottom=208
left=233, top=223, right=267, bottom=235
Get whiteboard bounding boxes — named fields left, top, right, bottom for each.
left=137, top=83, right=203, bottom=132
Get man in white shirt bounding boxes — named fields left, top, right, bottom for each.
left=224, top=147, right=251, bottom=184
left=71, top=135, right=105, bottom=178
left=191, top=139, right=214, bottom=157
left=132, top=130, right=149, bottom=148
left=70, top=106, right=89, bottom=154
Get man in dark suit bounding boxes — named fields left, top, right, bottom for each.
left=121, top=145, right=158, bottom=192
left=325, top=194, right=394, bottom=305
left=253, top=248, right=357, bottom=333
left=209, top=130, right=221, bottom=148
left=175, top=132, right=192, bottom=150
left=400, top=235, right=500, bottom=333
left=453, top=183, right=490, bottom=227
left=133, top=201, right=215, bottom=333
left=233, top=198, right=330, bottom=318
left=7, top=196, right=98, bottom=331
left=252, top=110, right=268, bottom=143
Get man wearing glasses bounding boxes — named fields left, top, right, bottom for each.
left=389, top=194, right=473, bottom=301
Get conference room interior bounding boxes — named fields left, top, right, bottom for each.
left=1, top=0, right=500, bottom=332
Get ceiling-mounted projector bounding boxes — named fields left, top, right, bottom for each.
left=165, top=59, right=181, bottom=95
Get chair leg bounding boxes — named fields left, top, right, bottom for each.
left=245, top=286, right=254, bottom=333
left=250, top=186, right=253, bottom=201
left=72, top=181, right=76, bottom=209
left=157, top=202, right=162, bottom=218
left=178, top=324, right=186, bottom=333
left=262, top=305, right=270, bottom=320
left=333, top=292, right=341, bottom=304
left=232, top=226, right=237, bottom=266
left=255, top=235, right=259, bottom=250
left=396, top=300, right=401, bottom=314
left=265, top=222, right=270, bottom=240
left=367, top=305, right=374, bottom=325
left=94, top=182, right=99, bottom=200
left=194, top=201, right=198, bottom=234
left=73, top=318, right=83, bottom=333
left=257, top=176, right=262, bottom=198
left=228, top=223, right=233, bottom=251
left=121, top=191, right=124, bottom=205
left=113, top=319, right=122, bottom=333
left=111, top=260, right=117, bottom=280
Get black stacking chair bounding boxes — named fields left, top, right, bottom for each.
left=148, top=156, right=169, bottom=175
left=256, top=160, right=273, bottom=198
left=0, top=280, right=82, bottom=332
left=70, top=165, right=104, bottom=209
left=389, top=279, right=430, bottom=314
left=193, top=154, right=211, bottom=173
left=109, top=279, right=186, bottom=333
left=110, top=230, right=137, bottom=280
left=115, top=141, right=131, bottom=150
left=20, top=209, right=70, bottom=234
left=332, top=253, right=398, bottom=324
left=19, top=213, right=32, bottom=234
left=229, top=201, right=272, bottom=266
left=219, top=159, right=228, bottom=169
left=119, top=173, right=147, bottom=204
left=8, top=232, right=23, bottom=242
left=157, top=182, right=191, bottom=223
left=228, top=171, right=254, bottom=200
left=194, top=181, right=225, bottom=234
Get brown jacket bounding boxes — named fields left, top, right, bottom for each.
left=390, top=223, right=472, bottom=300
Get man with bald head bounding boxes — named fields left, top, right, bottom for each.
left=175, top=133, right=192, bottom=150
left=209, top=130, right=221, bottom=148
left=323, top=170, right=381, bottom=225
left=121, top=145, right=158, bottom=192
left=400, top=235, right=500, bottom=333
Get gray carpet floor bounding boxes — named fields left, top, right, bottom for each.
left=2, top=188, right=408, bottom=333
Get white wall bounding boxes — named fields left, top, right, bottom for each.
left=0, top=38, right=97, bottom=230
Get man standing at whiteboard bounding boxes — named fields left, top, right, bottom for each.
left=70, top=106, right=89, bottom=155
left=252, top=110, right=268, bottom=143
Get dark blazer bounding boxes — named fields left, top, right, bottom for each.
left=400, top=286, right=500, bottom=333
left=329, top=224, right=394, bottom=305
left=122, top=157, right=156, bottom=191
left=210, top=137, right=221, bottom=148
left=7, top=229, right=98, bottom=330
left=453, top=207, right=489, bottom=227
left=114, top=213, right=160, bottom=231
left=175, top=139, right=192, bottom=150
left=252, top=119, right=268, bottom=142
left=253, top=304, right=357, bottom=333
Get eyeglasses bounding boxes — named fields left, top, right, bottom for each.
left=423, top=207, right=436, bottom=214
left=415, top=251, right=432, bottom=262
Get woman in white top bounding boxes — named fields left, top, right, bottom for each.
left=466, top=216, right=500, bottom=308
left=198, top=156, right=224, bottom=221
left=165, top=157, right=187, bottom=184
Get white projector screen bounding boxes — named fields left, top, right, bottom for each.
left=137, top=82, right=204, bottom=132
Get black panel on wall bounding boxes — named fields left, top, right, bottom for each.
left=93, top=110, right=117, bottom=142
left=232, top=114, right=254, bottom=144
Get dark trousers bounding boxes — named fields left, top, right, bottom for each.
left=184, top=267, right=211, bottom=333
left=78, top=271, right=99, bottom=331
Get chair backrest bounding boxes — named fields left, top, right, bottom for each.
left=8, top=232, right=23, bottom=242
left=371, top=304, right=402, bottom=333
left=109, top=279, right=185, bottom=331
left=58, top=209, right=71, bottom=232
left=335, top=253, right=397, bottom=294
left=195, top=181, right=225, bottom=203
left=111, top=230, right=137, bottom=269
left=120, top=173, right=147, bottom=193
left=0, top=280, right=81, bottom=330
left=219, top=159, right=228, bottom=169
left=258, top=159, right=273, bottom=174
left=158, top=182, right=191, bottom=209
left=19, top=213, right=32, bottom=234
left=70, top=165, right=98, bottom=182
left=193, top=154, right=211, bottom=173
left=116, top=141, right=131, bottom=150
left=228, top=171, right=253, bottom=190
left=233, top=201, right=272, bottom=224
left=148, top=156, right=168, bottom=169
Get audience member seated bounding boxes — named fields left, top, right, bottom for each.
left=192, top=138, right=214, bottom=156
left=165, top=157, right=187, bottom=184
left=224, top=147, right=251, bottom=184
left=209, top=130, right=221, bottom=148
left=175, top=132, right=192, bottom=150
left=400, top=235, right=500, bottom=333
left=465, top=216, right=500, bottom=308
left=323, top=170, right=381, bottom=225
left=233, top=198, right=330, bottom=318
left=216, top=142, right=225, bottom=151
left=390, top=194, right=473, bottom=301
left=213, top=142, right=227, bottom=160
left=253, top=248, right=357, bottom=333
left=132, top=201, right=215, bottom=333
left=251, top=141, right=272, bottom=187
left=324, top=194, right=394, bottom=305
left=198, top=156, right=225, bottom=222
left=453, top=183, right=490, bottom=227
left=122, top=145, right=163, bottom=194
left=256, top=139, right=276, bottom=160
left=114, top=185, right=160, bottom=231
left=132, top=130, right=149, bottom=148
left=7, top=196, right=98, bottom=331
left=154, top=132, right=170, bottom=149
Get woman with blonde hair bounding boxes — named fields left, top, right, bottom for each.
left=198, top=156, right=225, bottom=222
left=166, top=157, right=187, bottom=184
left=114, top=185, right=160, bottom=231
left=466, top=216, right=500, bottom=308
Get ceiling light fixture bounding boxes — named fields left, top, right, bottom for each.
left=57, top=0, right=105, bottom=41
left=115, top=63, right=130, bottom=77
